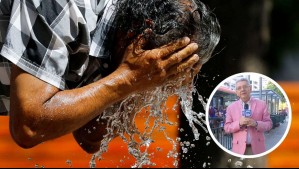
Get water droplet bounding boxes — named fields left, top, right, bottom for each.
left=235, top=161, right=243, bottom=168
left=182, top=147, right=188, bottom=154
left=147, top=74, right=152, bottom=80
left=185, top=141, right=190, bottom=147
left=66, top=159, right=72, bottom=167
left=159, top=126, right=166, bottom=132
left=144, top=139, right=153, bottom=147
left=173, top=160, right=178, bottom=167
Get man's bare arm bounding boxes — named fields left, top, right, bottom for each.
left=9, top=37, right=199, bottom=149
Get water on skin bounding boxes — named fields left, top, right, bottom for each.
left=89, top=79, right=207, bottom=168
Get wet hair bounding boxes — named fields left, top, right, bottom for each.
left=112, top=0, right=221, bottom=64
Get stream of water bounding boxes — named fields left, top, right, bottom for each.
left=89, top=78, right=207, bottom=168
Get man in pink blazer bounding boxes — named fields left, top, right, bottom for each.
left=224, top=77, right=272, bottom=155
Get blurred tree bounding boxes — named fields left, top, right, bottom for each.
left=266, top=82, right=286, bottom=102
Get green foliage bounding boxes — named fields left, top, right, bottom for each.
left=265, top=82, right=286, bottom=102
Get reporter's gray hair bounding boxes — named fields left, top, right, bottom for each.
left=235, top=77, right=251, bottom=86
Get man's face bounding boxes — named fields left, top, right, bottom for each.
left=236, top=80, right=252, bottom=101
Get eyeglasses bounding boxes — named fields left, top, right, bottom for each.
left=236, top=85, right=250, bottom=91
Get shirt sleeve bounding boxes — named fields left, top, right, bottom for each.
left=0, top=0, right=90, bottom=90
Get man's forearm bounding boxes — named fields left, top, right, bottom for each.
left=9, top=65, right=133, bottom=148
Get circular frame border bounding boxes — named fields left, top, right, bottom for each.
left=205, top=72, right=292, bottom=159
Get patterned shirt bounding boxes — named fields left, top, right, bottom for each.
left=0, top=0, right=118, bottom=115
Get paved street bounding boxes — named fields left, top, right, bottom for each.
left=265, top=117, right=289, bottom=151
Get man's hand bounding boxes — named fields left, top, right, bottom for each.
left=240, top=117, right=258, bottom=128
left=247, top=118, right=258, bottom=127
left=239, top=116, right=249, bottom=126
left=117, top=36, right=200, bottom=93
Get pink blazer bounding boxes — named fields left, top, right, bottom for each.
left=224, top=98, right=272, bottom=155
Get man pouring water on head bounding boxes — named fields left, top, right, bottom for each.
left=0, top=0, right=220, bottom=154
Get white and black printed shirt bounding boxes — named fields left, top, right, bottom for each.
left=0, top=0, right=118, bottom=115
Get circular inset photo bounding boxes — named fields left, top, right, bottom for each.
left=206, top=72, right=292, bottom=159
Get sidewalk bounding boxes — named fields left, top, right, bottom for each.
left=264, top=118, right=289, bottom=151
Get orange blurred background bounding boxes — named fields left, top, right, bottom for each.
left=0, top=82, right=298, bottom=168
left=268, top=82, right=299, bottom=168
left=0, top=96, right=180, bottom=168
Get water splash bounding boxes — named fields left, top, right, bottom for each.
left=66, top=159, right=72, bottom=168
left=234, top=161, right=244, bottom=168
left=89, top=154, right=96, bottom=168
left=34, top=164, right=45, bottom=168
left=90, top=77, right=207, bottom=168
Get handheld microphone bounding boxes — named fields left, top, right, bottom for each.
left=243, top=103, right=252, bottom=117
left=244, top=103, right=249, bottom=110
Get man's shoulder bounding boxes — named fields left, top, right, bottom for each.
left=227, top=100, right=239, bottom=109
left=252, top=98, right=266, bottom=105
